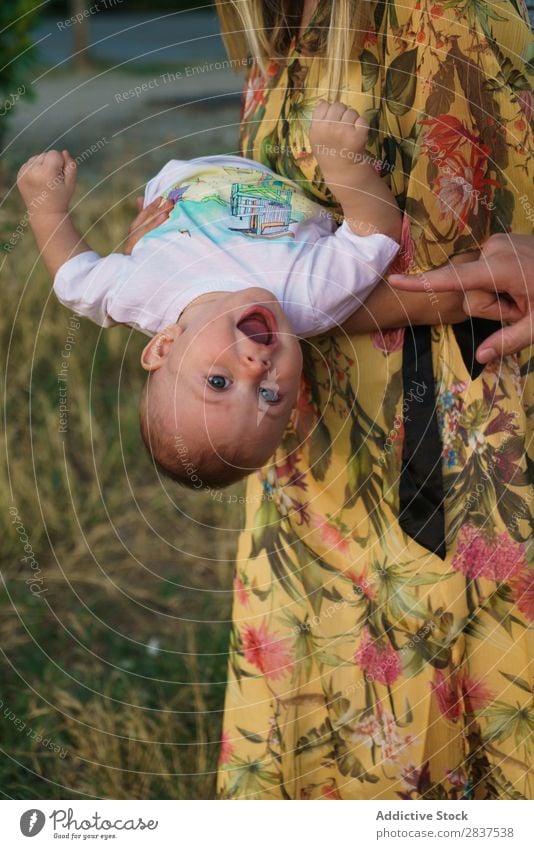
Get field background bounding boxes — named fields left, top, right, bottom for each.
left=1, top=3, right=247, bottom=799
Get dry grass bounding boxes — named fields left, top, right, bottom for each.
left=0, top=169, right=243, bottom=799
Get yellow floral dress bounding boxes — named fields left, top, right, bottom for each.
left=217, top=0, right=534, bottom=800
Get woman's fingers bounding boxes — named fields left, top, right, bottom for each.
left=477, top=312, right=534, bottom=363
left=463, top=290, right=524, bottom=322
left=389, top=256, right=510, bottom=293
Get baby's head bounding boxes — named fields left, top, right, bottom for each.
left=139, top=288, right=303, bottom=488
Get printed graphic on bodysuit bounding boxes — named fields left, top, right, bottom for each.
left=142, top=165, right=319, bottom=244
left=229, top=178, right=294, bottom=238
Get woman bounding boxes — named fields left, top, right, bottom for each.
left=214, top=0, right=534, bottom=799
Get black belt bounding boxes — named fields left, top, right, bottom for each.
left=398, top=318, right=501, bottom=558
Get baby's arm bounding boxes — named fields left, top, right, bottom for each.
left=16, top=150, right=90, bottom=277
left=341, top=252, right=480, bottom=333
left=310, top=102, right=401, bottom=244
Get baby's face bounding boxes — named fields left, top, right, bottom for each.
left=154, top=288, right=303, bottom=474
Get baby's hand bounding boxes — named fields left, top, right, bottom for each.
left=310, top=99, right=401, bottom=242
left=310, top=101, right=370, bottom=169
left=17, top=150, right=77, bottom=215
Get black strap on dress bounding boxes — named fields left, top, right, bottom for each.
left=398, top=317, right=501, bottom=559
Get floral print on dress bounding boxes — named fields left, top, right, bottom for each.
left=218, top=0, right=534, bottom=800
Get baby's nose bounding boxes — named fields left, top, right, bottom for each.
left=242, top=351, right=271, bottom=373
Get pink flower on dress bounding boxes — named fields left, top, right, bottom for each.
left=218, top=729, right=234, bottom=765
left=492, top=534, right=528, bottom=582
left=446, top=768, right=466, bottom=788
left=460, top=673, right=494, bottom=712
left=452, top=525, right=526, bottom=583
left=309, top=512, right=350, bottom=555
left=242, top=620, right=294, bottom=680
left=354, top=628, right=402, bottom=686
left=320, top=783, right=341, bottom=799
left=346, top=566, right=377, bottom=601
left=431, top=670, right=494, bottom=721
left=517, top=90, right=533, bottom=124
left=389, top=215, right=415, bottom=274
left=435, top=148, right=497, bottom=233
left=371, top=327, right=405, bottom=354
left=431, top=670, right=462, bottom=722
left=510, top=568, right=534, bottom=622
left=234, top=572, right=250, bottom=608
left=352, top=707, right=414, bottom=764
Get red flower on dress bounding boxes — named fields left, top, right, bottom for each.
left=371, top=327, right=405, bottom=354
left=354, top=628, right=402, bottom=686
left=241, top=60, right=278, bottom=122
left=432, top=668, right=494, bottom=721
left=218, top=729, right=234, bottom=765
left=274, top=450, right=302, bottom=482
left=510, top=568, right=534, bottom=622
left=242, top=620, right=294, bottom=680
left=321, top=783, right=342, bottom=799
left=452, top=525, right=526, bottom=583
left=421, top=115, right=481, bottom=158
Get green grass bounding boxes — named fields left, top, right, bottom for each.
left=0, top=165, right=243, bottom=799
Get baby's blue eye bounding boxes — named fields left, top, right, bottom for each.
left=207, top=375, right=230, bottom=390
left=259, top=386, right=279, bottom=403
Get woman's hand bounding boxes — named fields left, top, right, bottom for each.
left=389, top=234, right=534, bottom=362
left=123, top=196, right=174, bottom=255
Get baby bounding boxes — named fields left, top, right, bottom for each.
left=17, top=101, right=401, bottom=487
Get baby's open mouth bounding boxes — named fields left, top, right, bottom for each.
left=237, top=306, right=278, bottom=346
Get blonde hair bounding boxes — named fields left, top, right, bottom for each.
left=214, top=0, right=373, bottom=96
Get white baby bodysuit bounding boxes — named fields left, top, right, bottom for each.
left=54, top=154, right=399, bottom=338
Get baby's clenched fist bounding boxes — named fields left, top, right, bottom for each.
left=17, top=150, right=77, bottom=215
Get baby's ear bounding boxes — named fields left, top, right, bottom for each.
left=140, top=324, right=183, bottom=371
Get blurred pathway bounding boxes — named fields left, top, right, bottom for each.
left=33, top=11, right=227, bottom=68
left=4, top=12, right=245, bottom=172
